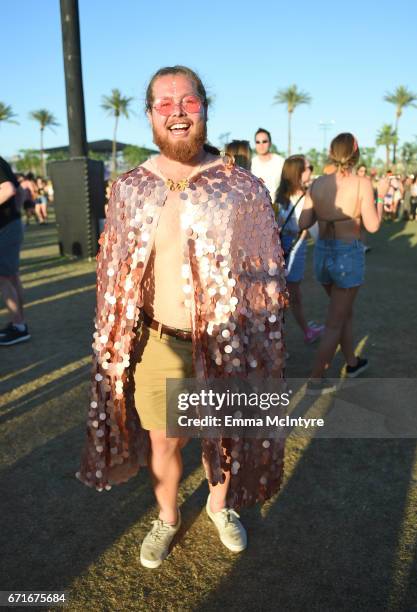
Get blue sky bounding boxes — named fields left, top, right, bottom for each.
left=1, top=0, right=416, bottom=161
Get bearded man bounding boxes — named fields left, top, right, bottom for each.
left=77, top=65, right=288, bottom=569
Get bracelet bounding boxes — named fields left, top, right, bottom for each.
left=377, top=197, right=384, bottom=204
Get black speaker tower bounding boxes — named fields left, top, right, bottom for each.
left=48, top=158, right=104, bottom=258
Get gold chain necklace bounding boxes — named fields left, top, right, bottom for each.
left=165, top=177, right=193, bottom=192
left=152, top=159, right=203, bottom=192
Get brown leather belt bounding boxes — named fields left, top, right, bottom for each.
left=141, top=309, right=192, bottom=342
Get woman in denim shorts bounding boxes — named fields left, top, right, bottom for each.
left=275, top=155, right=324, bottom=344
left=299, top=133, right=389, bottom=394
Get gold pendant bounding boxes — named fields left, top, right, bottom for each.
left=166, top=178, right=190, bottom=192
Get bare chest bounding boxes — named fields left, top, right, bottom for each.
left=154, top=191, right=184, bottom=253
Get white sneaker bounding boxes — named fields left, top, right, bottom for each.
left=140, top=510, right=181, bottom=569
left=206, top=494, right=247, bottom=552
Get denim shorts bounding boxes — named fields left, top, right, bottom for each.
left=314, top=239, right=365, bottom=288
left=281, top=234, right=307, bottom=283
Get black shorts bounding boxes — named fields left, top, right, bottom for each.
left=23, top=200, right=35, bottom=211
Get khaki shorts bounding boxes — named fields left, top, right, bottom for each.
left=133, top=323, right=193, bottom=430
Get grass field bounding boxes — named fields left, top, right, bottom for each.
left=1, top=211, right=416, bottom=612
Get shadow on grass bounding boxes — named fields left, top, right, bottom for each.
left=0, top=282, right=96, bottom=394
left=0, top=362, right=90, bottom=425
left=0, top=422, right=204, bottom=593
left=22, top=236, right=59, bottom=250
left=21, top=224, right=60, bottom=247
left=19, top=270, right=95, bottom=307
left=19, top=257, right=68, bottom=273
left=372, top=219, right=417, bottom=255
left=1, top=399, right=416, bottom=611
left=197, top=438, right=417, bottom=612
left=22, top=269, right=92, bottom=287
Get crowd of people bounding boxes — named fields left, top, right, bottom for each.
left=16, top=173, right=53, bottom=226
left=224, top=129, right=417, bottom=392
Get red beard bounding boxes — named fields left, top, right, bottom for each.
left=152, top=121, right=207, bottom=163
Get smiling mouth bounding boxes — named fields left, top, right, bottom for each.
left=168, top=122, right=191, bottom=137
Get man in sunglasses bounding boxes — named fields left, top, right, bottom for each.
left=251, top=128, right=285, bottom=200
left=77, top=66, right=287, bottom=569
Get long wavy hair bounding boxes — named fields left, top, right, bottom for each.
left=274, top=155, right=306, bottom=214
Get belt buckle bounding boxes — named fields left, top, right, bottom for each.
left=175, top=328, right=190, bottom=341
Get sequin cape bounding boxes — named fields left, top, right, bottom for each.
left=77, top=160, right=288, bottom=509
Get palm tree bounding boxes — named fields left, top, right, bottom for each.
left=101, top=89, right=134, bottom=174
left=376, top=124, right=398, bottom=169
left=273, top=85, right=311, bottom=155
left=15, top=149, right=42, bottom=175
left=0, top=102, right=18, bottom=125
left=29, top=109, right=59, bottom=176
left=400, top=141, right=417, bottom=173
left=384, top=86, right=417, bottom=163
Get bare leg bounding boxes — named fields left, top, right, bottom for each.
left=287, top=281, right=309, bottom=334
left=0, top=275, right=24, bottom=324
left=10, top=275, right=24, bottom=317
left=311, top=285, right=360, bottom=379
left=326, top=282, right=356, bottom=364
left=25, top=207, right=35, bottom=225
left=40, top=203, right=48, bottom=222
left=340, top=311, right=357, bottom=366
left=148, top=430, right=186, bottom=524
left=34, top=205, right=44, bottom=224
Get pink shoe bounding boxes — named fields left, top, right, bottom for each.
left=304, top=325, right=324, bottom=344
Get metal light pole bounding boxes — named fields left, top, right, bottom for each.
left=319, top=120, right=335, bottom=152
left=48, top=0, right=105, bottom=259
